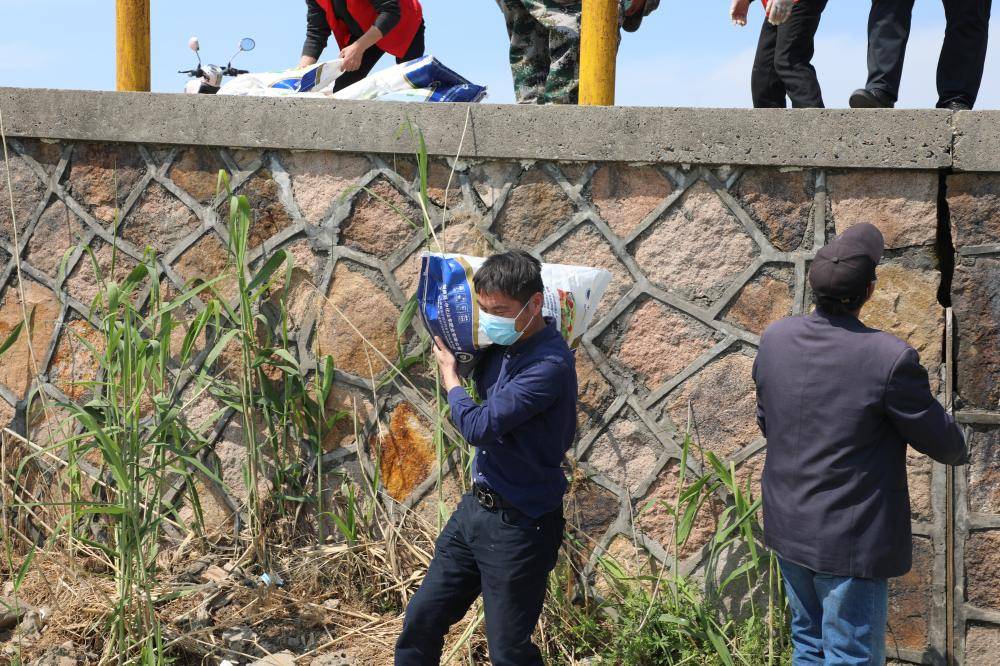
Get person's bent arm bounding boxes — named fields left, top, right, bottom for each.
left=340, top=0, right=401, bottom=71
left=433, top=341, right=563, bottom=451
left=301, top=0, right=331, bottom=67
left=339, top=26, right=384, bottom=71
left=885, top=347, right=967, bottom=465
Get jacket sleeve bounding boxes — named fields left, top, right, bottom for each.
left=752, top=355, right=766, bottom=437
left=885, top=347, right=967, bottom=465
left=447, top=359, right=565, bottom=448
left=302, top=0, right=332, bottom=59
left=371, top=0, right=402, bottom=36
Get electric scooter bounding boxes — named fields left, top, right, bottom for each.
left=179, top=36, right=255, bottom=94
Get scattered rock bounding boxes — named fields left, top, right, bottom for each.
left=200, top=564, right=230, bottom=584
left=251, top=650, right=297, bottom=666
left=0, top=595, right=34, bottom=630
left=222, top=624, right=257, bottom=652
left=28, top=640, right=86, bottom=666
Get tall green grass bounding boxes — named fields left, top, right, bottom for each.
left=9, top=243, right=229, bottom=663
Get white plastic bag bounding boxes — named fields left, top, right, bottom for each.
left=218, top=60, right=344, bottom=97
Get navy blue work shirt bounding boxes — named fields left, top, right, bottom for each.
left=446, top=317, right=578, bottom=518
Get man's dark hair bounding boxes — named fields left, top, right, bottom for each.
left=474, top=251, right=544, bottom=305
left=812, top=291, right=869, bottom=317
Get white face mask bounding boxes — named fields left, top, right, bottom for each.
left=479, top=300, right=536, bottom=346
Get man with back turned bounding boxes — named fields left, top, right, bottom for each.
left=752, top=223, right=967, bottom=664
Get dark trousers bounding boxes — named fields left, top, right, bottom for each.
left=332, top=22, right=426, bottom=92
left=751, top=0, right=829, bottom=108
left=866, top=0, right=992, bottom=108
left=394, top=493, right=564, bottom=666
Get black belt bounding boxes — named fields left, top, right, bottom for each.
left=473, top=483, right=514, bottom=512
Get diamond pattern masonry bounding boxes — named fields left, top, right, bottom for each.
left=1, top=137, right=982, bottom=662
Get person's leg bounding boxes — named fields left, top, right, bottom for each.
left=813, top=572, right=889, bottom=666
left=777, top=557, right=826, bottom=665
left=495, top=0, right=551, bottom=103
left=937, top=0, right=992, bottom=108
left=476, top=506, right=564, bottom=666
left=751, top=18, right=787, bottom=107
left=332, top=42, right=386, bottom=92
left=396, top=21, right=426, bottom=63
left=525, top=0, right=582, bottom=104
left=864, top=0, right=916, bottom=104
left=395, top=495, right=483, bottom=666
left=773, top=0, right=829, bottom=108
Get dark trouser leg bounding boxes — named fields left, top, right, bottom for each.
left=751, top=20, right=786, bottom=108
left=395, top=497, right=482, bottom=666
left=477, top=507, right=564, bottom=666
left=866, top=0, right=916, bottom=103
left=937, top=0, right=992, bottom=108
left=773, top=0, right=829, bottom=108
left=396, top=21, right=426, bottom=64
left=332, top=41, right=386, bottom=92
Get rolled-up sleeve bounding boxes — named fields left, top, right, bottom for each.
left=372, top=0, right=402, bottom=35
left=448, top=360, right=565, bottom=448
left=885, top=348, right=967, bottom=465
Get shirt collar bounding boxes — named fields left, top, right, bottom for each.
left=507, top=316, right=559, bottom=356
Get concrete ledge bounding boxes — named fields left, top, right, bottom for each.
left=0, top=86, right=967, bottom=170
left=953, top=111, right=1000, bottom=172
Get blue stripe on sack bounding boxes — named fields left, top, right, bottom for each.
left=271, top=77, right=303, bottom=91
left=401, top=56, right=487, bottom=102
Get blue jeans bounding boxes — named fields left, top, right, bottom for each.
left=395, top=493, right=564, bottom=666
left=778, top=556, right=888, bottom=665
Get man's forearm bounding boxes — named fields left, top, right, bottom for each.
left=351, top=25, right=385, bottom=52
left=441, top=366, right=462, bottom=393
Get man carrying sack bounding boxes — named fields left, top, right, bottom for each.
left=752, top=223, right=967, bottom=663
left=395, top=251, right=578, bottom=665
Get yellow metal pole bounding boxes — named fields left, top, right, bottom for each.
left=578, top=0, right=618, bottom=105
left=116, top=0, right=151, bottom=92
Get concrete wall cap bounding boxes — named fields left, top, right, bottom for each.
left=0, top=87, right=980, bottom=170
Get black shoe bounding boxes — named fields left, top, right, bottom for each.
left=942, top=100, right=971, bottom=111
left=849, top=88, right=894, bottom=109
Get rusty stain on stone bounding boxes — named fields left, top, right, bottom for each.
left=887, top=536, right=933, bottom=651
left=373, top=402, right=435, bottom=502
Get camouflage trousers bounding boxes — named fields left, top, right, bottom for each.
left=495, top=0, right=582, bottom=105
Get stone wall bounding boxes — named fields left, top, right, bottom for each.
left=1, top=89, right=998, bottom=664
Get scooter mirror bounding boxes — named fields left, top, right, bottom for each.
left=189, top=36, right=200, bottom=53
left=240, top=38, right=256, bottom=52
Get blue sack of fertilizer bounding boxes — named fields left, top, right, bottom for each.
left=417, top=253, right=612, bottom=365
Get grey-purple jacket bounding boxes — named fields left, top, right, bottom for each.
left=753, top=309, right=966, bottom=579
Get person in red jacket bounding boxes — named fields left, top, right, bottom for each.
left=299, top=0, right=425, bottom=92
left=731, top=0, right=829, bottom=108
